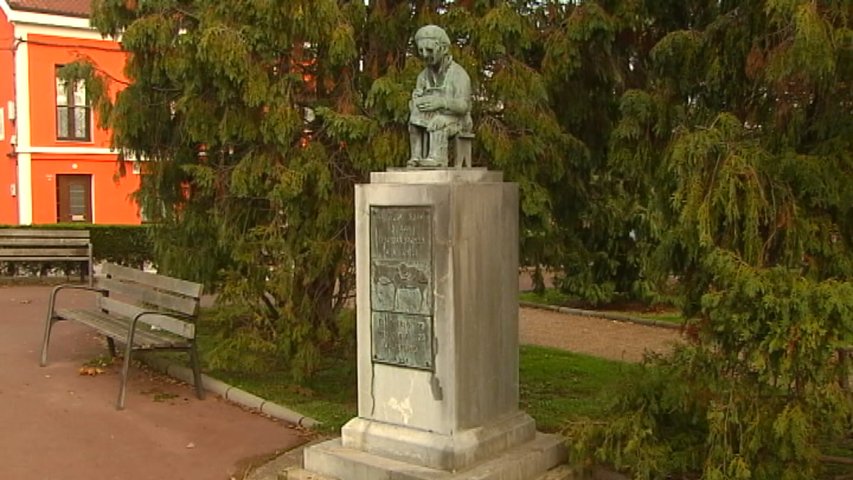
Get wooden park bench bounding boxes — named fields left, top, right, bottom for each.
left=40, top=262, right=205, bottom=409
left=0, top=229, right=93, bottom=285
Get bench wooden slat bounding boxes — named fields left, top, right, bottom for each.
left=97, top=296, right=196, bottom=339
left=97, top=277, right=199, bottom=315
left=0, top=238, right=91, bottom=247
left=102, top=263, right=203, bottom=299
left=0, top=256, right=91, bottom=261
left=0, top=229, right=90, bottom=239
left=58, top=309, right=177, bottom=348
left=54, top=308, right=190, bottom=348
left=0, top=248, right=90, bottom=257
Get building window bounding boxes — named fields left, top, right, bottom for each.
left=56, top=69, right=91, bottom=141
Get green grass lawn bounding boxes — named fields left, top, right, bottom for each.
left=519, top=289, right=576, bottom=307
left=207, top=353, right=358, bottom=434
left=520, top=345, right=636, bottom=432
left=601, top=310, right=684, bottom=325
left=177, top=341, right=634, bottom=434
left=521, top=288, right=685, bottom=325
left=148, top=300, right=639, bottom=435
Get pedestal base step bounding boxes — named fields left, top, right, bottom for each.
left=299, top=433, right=566, bottom=480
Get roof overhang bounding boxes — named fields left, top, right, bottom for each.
left=1, top=0, right=92, bottom=30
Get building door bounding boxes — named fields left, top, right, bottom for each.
left=56, top=174, right=93, bottom=223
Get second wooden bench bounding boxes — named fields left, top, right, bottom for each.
left=40, top=262, right=205, bottom=409
left=0, top=228, right=93, bottom=284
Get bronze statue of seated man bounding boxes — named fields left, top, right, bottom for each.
left=408, top=25, right=473, bottom=168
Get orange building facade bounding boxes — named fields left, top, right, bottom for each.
left=0, top=0, right=141, bottom=225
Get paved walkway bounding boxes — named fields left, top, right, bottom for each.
left=516, top=272, right=682, bottom=362
left=0, top=285, right=306, bottom=480
left=519, top=306, right=680, bottom=362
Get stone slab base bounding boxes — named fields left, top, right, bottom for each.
left=282, top=465, right=575, bottom=480
left=340, top=412, right=537, bottom=471
left=299, top=433, right=566, bottom=480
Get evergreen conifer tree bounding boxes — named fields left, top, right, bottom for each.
left=78, top=0, right=583, bottom=379
left=573, top=1, right=853, bottom=477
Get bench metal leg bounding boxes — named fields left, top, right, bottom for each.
left=190, top=344, right=205, bottom=400
left=117, top=347, right=132, bottom=410
left=39, top=317, right=56, bottom=367
left=117, top=330, right=138, bottom=410
left=40, top=289, right=61, bottom=367
left=87, top=246, right=93, bottom=287
left=106, top=337, right=117, bottom=358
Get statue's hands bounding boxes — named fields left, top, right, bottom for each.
left=415, top=96, right=445, bottom=113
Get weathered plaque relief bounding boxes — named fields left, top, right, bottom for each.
left=370, top=206, right=434, bottom=370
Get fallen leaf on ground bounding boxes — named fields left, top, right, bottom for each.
left=78, top=366, right=105, bottom=376
left=152, top=391, right=179, bottom=402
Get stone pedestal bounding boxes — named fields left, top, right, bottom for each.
left=301, top=169, right=565, bottom=479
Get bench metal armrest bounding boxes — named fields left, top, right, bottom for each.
left=47, top=284, right=109, bottom=317
left=50, top=284, right=107, bottom=296
left=127, top=310, right=199, bottom=342
left=153, top=310, right=196, bottom=320
left=132, top=310, right=198, bottom=323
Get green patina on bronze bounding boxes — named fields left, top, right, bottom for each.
left=407, top=25, right=473, bottom=168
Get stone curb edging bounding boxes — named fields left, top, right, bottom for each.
left=138, top=354, right=320, bottom=429
left=520, top=301, right=682, bottom=331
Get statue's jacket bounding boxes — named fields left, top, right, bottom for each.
left=410, top=57, right=473, bottom=135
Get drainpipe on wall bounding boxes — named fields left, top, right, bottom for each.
left=7, top=153, right=19, bottom=224
left=7, top=38, right=21, bottom=224
left=10, top=32, right=30, bottom=225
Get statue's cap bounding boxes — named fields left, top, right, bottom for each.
left=414, top=25, right=451, bottom=46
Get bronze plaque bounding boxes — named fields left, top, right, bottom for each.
left=370, top=206, right=433, bottom=370
left=371, top=312, right=433, bottom=369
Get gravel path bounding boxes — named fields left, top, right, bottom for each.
left=519, top=306, right=682, bottom=362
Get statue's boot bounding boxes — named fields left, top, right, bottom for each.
left=407, top=157, right=422, bottom=167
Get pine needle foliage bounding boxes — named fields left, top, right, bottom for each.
left=71, top=0, right=589, bottom=380
left=538, top=0, right=671, bottom=304
left=572, top=0, right=853, bottom=478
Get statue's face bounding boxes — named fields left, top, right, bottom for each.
left=417, top=38, right=445, bottom=67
